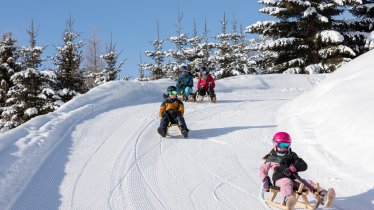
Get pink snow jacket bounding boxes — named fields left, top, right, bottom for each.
left=197, top=75, right=215, bottom=92
left=260, top=149, right=307, bottom=184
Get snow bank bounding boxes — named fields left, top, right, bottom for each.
left=278, top=49, right=374, bottom=173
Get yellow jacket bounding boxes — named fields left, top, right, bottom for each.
left=159, top=98, right=184, bottom=118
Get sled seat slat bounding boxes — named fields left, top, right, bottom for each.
left=269, top=185, right=309, bottom=194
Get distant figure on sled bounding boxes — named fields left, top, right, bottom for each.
left=176, top=64, right=194, bottom=102
left=157, top=86, right=189, bottom=138
left=261, top=132, right=335, bottom=210
left=194, top=67, right=216, bottom=103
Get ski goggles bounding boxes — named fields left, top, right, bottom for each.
left=180, top=69, right=188, bottom=73
left=277, top=142, right=290, bottom=149
left=168, top=90, right=178, bottom=95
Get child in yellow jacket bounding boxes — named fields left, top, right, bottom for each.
left=157, top=86, right=189, bottom=137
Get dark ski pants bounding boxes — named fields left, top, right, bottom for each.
left=160, top=116, right=188, bottom=130
left=194, top=87, right=215, bottom=99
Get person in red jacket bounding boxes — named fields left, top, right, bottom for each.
left=195, top=67, right=216, bottom=102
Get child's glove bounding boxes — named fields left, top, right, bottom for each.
left=162, top=111, right=168, bottom=118
left=263, top=176, right=272, bottom=192
left=283, top=165, right=297, bottom=177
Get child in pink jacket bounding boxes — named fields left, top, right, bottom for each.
left=260, top=132, right=335, bottom=209
left=194, top=67, right=216, bottom=101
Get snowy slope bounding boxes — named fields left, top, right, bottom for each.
left=0, top=52, right=373, bottom=210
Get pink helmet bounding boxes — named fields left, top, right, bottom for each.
left=273, top=132, right=292, bottom=144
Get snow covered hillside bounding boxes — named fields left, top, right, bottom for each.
left=0, top=50, right=374, bottom=209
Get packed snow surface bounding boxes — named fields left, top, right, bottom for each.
left=1, top=50, right=374, bottom=209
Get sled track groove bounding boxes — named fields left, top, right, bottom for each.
left=69, top=112, right=135, bottom=209
left=107, top=114, right=157, bottom=209
left=158, top=135, right=195, bottom=208
left=108, top=114, right=168, bottom=210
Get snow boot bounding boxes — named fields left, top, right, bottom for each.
left=210, top=94, right=217, bottom=103
left=157, top=127, right=167, bottom=137
left=321, top=188, right=336, bottom=208
left=188, top=94, right=194, bottom=102
left=181, top=128, right=189, bottom=138
left=285, top=196, right=296, bottom=210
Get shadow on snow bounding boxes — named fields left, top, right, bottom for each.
left=189, top=125, right=277, bottom=139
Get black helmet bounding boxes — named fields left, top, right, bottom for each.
left=167, top=86, right=177, bottom=92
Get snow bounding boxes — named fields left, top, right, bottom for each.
left=318, top=30, right=344, bottom=44
left=0, top=50, right=374, bottom=209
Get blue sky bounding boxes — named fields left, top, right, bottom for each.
left=1, top=0, right=268, bottom=78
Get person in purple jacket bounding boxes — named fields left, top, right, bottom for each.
left=260, top=132, right=336, bottom=210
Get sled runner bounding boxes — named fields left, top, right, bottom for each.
left=177, top=93, right=184, bottom=101
left=264, top=175, right=321, bottom=210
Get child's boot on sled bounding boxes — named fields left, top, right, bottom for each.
left=180, top=126, right=189, bottom=138
left=157, top=127, right=167, bottom=137
left=320, top=188, right=336, bottom=208
left=285, top=195, right=296, bottom=210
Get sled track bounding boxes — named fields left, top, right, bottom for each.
left=69, top=109, right=138, bottom=209
left=158, top=135, right=196, bottom=208
left=165, top=102, right=270, bottom=209
left=108, top=113, right=160, bottom=209
left=168, top=134, right=267, bottom=208
left=108, top=114, right=168, bottom=210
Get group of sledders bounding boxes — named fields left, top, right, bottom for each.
left=156, top=66, right=336, bottom=210
left=157, top=65, right=216, bottom=138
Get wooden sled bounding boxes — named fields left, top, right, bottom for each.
left=177, top=93, right=194, bottom=102
left=265, top=182, right=321, bottom=210
left=177, top=93, right=184, bottom=101
left=167, top=122, right=188, bottom=138
left=195, top=93, right=204, bottom=102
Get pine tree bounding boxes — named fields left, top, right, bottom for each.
left=247, top=36, right=277, bottom=73
left=142, top=21, right=167, bottom=80
left=84, top=29, right=104, bottom=89
left=96, top=34, right=125, bottom=85
left=0, top=33, right=21, bottom=108
left=167, top=7, right=188, bottom=78
left=1, top=21, right=58, bottom=132
left=137, top=53, right=149, bottom=81
left=247, top=0, right=357, bottom=74
left=184, top=19, right=204, bottom=74
left=214, top=13, right=236, bottom=78
left=0, top=32, right=21, bottom=131
left=200, top=19, right=216, bottom=73
left=229, top=17, right=255, bottom=75
left=343, top=0, right=374, bottom=55
left=53, top=16, right=85, bottom=102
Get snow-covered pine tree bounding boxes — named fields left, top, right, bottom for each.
left=184, top=19, right=204, bottom=74
left=1, top=21, right=59, bottom=132
left=247, top=35, right=277, bottom=73
left=167, top=7, right=188, bottom=78
left=247, top=0, right=357, bottom=74
left=53, top=16, right=85, bottom=102
left=229, top=16, right=255, bottom=75
left=84, top=29, right=104, bottom=89
left=343, top=0, right=374, bottom=55
left=199, top=19, right=216, bottom=73
left=142, top=21, right=167, bottom=80
left=96, top=35, right=125, bottom=85
left=137, top=53, right=149, bottom=81
left=0, top=33, right=21, bottom=130
left=214, top=13, right=236, bottom=78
